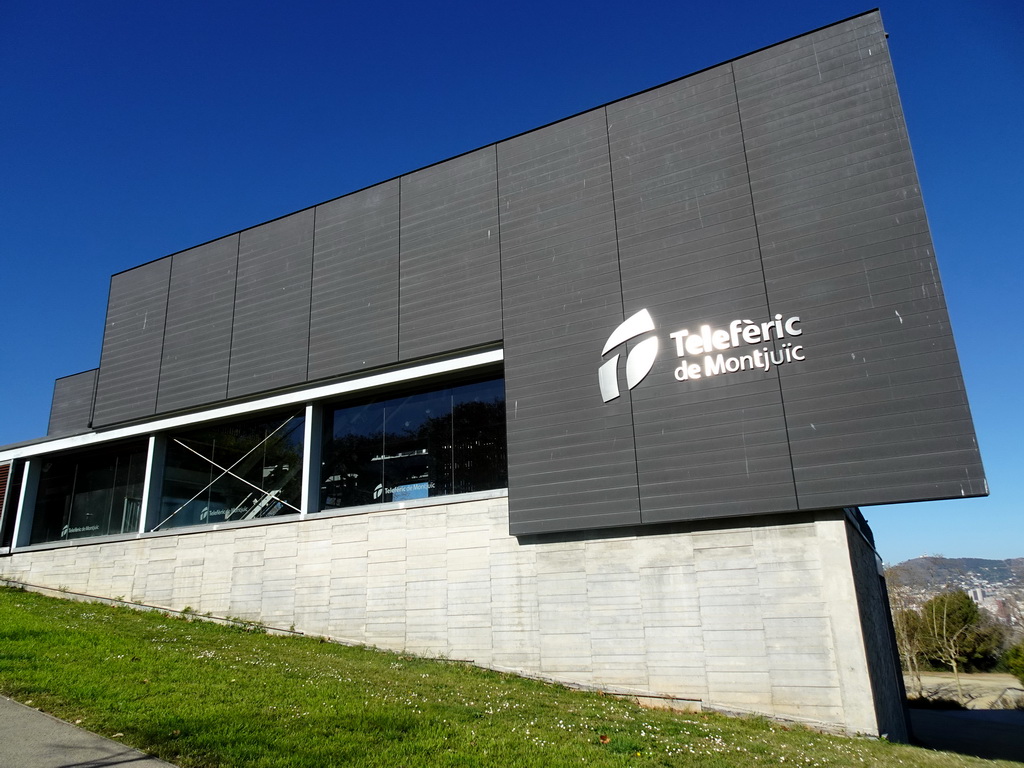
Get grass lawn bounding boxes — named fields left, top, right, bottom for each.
left=0, top=586, right=1019, bottom=767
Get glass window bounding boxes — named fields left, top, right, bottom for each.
left=30, top=441, right=148, bottom=544
left=156, top=410, right=304, bottom=530
left=1, top=460, right=23, bottom=548
left=451, top=378, right=507, bottom=495
left=319, top=401, right=384, bottom=509
left=382, top=389, right=451, bottom=501
left=320, top=375, right=506, bottom=511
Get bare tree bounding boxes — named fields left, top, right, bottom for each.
left=922, top=590, right=1005, bottom=702
left=885, top=567, right=926, bottom=697
left=925, top=597, right=971, bottom=701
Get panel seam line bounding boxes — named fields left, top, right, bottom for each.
left=153, top=258, right=174, bottom=415
left=305, top=206, right=317, bottom=383
left=603, top=105, right=644, bottom=520
left=224, top=235, right=242, bottom=399
left=732, top=62, right=802, bottom=510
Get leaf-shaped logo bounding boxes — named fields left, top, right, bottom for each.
left=598, top=309, right=659, bottom=402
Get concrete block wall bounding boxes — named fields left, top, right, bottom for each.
left=0, top=498, right=901, bottom=736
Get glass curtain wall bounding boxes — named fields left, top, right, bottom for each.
left=320, top=377, right=506, bottom=511
left=30, top=441, right=148, bottom=544
left=156, top=410, right=305, bottom=530
left=20, top=376, right=503, bottom=544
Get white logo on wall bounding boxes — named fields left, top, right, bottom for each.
left=598, top=308, right=806, bottom=402
left=598, top=309, right=659, bottom=403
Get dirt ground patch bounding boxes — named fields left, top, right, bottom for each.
left=905, top=671, right=1024, bottom=708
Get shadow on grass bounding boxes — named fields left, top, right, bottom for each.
left=909, top=708, right=1024, bottom=763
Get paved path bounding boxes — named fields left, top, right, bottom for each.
left=0, top=696, right=175, bottom=768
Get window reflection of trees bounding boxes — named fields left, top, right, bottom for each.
left=30, top=442, right=148, bottom=545
left=321, top=382, right=506, bottom=511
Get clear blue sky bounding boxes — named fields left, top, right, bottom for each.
left=1, top=1, right=1020, bottom=565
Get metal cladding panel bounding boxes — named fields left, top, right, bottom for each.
left=156, top=235, right=238, bottom=413
left=47, top=369, right=98, bottom=436
left=308, top=181, right=400, bottom=380
left=50, top=12, right=985, bottom=538
left=92, top=258, right=171, bottom=426
left=228, top=210, right=313, bottom=399
left=607, top=65, right=798, bottom=523
left=399, top=147, right=502, bottom=359
left=499, top=109, right=641, bottom=535
left=734, top=11, right=986, bottom=508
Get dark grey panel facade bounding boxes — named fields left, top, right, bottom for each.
left=608, top=65, right=797, bottom=523
left=156, top=235, right=238, bottom=413
left=92, top=258, right=171, bottom=426
left=46, top=11, right=985, bottom=536
left=228, top=210, right=314, bottom=399
left=308, top=182, right=400, bottom=380
left=47, top=369, right=97, bottom=436
left=499, top=110, right=641, bottom=535
left=399, top=147, right=502, bottom=360
left=734, top=13, right=986, bottom=508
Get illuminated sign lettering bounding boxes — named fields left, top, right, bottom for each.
left=670, top=315, right=804, bottom=381
left=598, top=310, right=807, bottom=400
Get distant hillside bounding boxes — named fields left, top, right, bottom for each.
left=890, top=556, right=1024, bottom=589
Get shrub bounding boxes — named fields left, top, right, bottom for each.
left=1004, top=642, right=1024, bottom=687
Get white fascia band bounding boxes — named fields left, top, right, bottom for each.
left=0, top=349, right=504, bottom=461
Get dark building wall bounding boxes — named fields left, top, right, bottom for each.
left=228, top=209, right=315, bottom=399
left=498, top=109, right=641, bottom=533
left=733, top=14, right=986, bottom=508
left=399, top=146, right=503, bottom=360
left=156, top=235, right=238, bottom=413
left=47, top=369, right=97, bottom=436
left=62, top=10, right=984, bottom=535
left=607, top=63, right=797, bottom=525
left=92, top=257, right=171, bottom=425
left=308, top=181, right=400, bottom=379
